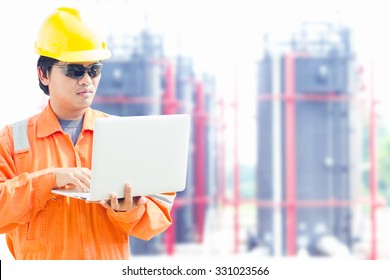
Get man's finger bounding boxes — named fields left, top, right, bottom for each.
left=123, top=182, right=133, bottom=206
left=70, top=176, right=89, bottom=192
left=133, top=196, right=147, bottom=207
left=99, top=200, right=109, bottom=209
left=110, top=193, right=119, bottom=210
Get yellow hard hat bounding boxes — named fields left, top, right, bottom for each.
left=35, top=7, right=111, bottom=62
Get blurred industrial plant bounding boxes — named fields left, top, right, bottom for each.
left=86, top=20, right=388, bottom=260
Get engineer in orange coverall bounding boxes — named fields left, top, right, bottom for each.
left=0, top=7, right=175, bottom=260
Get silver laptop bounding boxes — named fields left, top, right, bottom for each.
left=51, top=114, right=191, bottom=201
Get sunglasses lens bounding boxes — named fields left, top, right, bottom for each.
left=88, top=64, right=103, bottom=78
left=63, top=65, right=86, bottom=79
left=61, top=63, right=103, bottom=79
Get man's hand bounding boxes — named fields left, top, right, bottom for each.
left=54, top=167, right=91, bottom=192
left=99, top=182, right=147, bottom=212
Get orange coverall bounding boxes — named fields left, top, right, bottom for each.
left=0, top=103, right=174, bottom=259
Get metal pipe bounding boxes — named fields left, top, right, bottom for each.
left=271, top=51, right=283, bottom=257
left=218, top=99, right=227, bottom=206
left=284, top=53, right=297, bottom=256
left=162, top=60, right=177, bottom=115
left=161, top=60, right=177, bottom=255
left=233, top=65, right=240, bottom=254
left=369, top=61, right=378, bottom=260
left=194, top=82, right=207, bottom=244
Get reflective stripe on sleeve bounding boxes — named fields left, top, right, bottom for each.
left=149, top=194, right=175, bottom=211
left=11, top=119, right=30, bottom=152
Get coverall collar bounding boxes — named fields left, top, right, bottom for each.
left=37, top=102, right=96, bottom=138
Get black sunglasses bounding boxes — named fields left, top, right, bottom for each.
left=51, top=63, right=103, bottom=79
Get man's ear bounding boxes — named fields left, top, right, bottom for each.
left=37, top=67, right=49, bottom=86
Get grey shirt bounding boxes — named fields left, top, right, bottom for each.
left=58, top=117, right=84, bottom=146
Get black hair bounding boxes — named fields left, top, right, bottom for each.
left=37, top=56, right=59, bottom=95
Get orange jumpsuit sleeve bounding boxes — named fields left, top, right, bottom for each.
left=105, top=193, right=175, bottom=240
left=0, top=127, right=56, bottom=234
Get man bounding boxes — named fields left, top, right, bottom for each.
left=0, top=7, right=175, bottom=259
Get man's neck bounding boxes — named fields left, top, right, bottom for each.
left=49, top=102, right=88, bottom=120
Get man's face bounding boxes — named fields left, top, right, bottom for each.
left=44, top=61, right=102, bottom=119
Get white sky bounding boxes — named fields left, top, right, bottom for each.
left=1, top=0, right=390, bottom=261
left=0, top=0, right=389, bottom=165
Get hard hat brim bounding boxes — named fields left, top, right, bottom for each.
left=41, top=49, right=112, bottom=62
